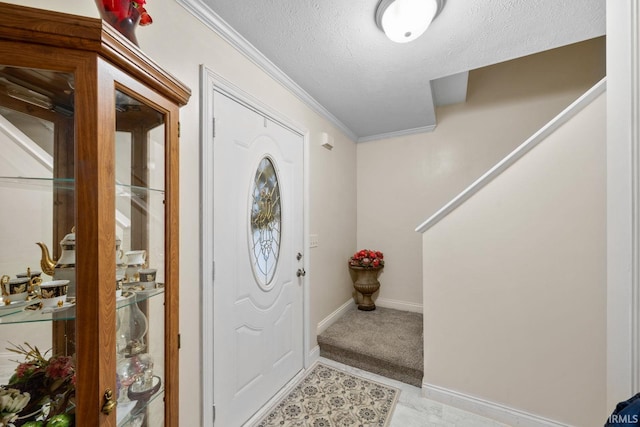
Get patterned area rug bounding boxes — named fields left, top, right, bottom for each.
left=254, top=363, right=399, bottom=427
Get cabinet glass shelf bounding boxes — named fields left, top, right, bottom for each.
left=0, top=288, right=164, bottom=324
left=0, top=176, right=165, bottom=195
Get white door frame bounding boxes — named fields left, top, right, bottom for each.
left=199, top=65, right=312, bottom=426
left=607, top=0, right=640, bottom=409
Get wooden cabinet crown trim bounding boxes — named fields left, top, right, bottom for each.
left=0, top=2, right=191, bottom=106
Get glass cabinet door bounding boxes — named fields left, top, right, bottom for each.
left=0, top=75, right=169, bottom=427
left=113, top=89, right=166, bottom=426
left=0, top=65, right=78, bottom=426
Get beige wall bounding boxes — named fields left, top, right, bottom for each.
left=422, top=92, right=606, bottom=425
left=135, top=0, right=358, bottom=378
left=2, top=2, right=609, bottom=424
left=356, top=37, right=605, bottom=309
left=3, top=1, right=357, bottom=425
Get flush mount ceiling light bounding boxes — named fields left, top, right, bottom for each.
left=375, top=0, right=443, bottom=43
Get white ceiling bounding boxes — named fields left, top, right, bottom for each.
left=182, top=0, right=605, bottom=141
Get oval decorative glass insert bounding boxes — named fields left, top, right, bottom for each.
left=250, top=157, right=281, bottom=286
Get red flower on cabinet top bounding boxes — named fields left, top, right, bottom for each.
left=96, top=0, right=153, bottom=46
left=99, top=0, right=152, bottom=24
left=134, top=0, right=153, bottom=25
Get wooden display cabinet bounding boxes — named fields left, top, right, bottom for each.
left=0, top=3, right=190, bottom=426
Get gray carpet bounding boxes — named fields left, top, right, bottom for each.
left=317, top=307, right=423, bottom=387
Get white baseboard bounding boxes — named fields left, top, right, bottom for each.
left=307, top=345, right=320, bottom=367
left=316, top=298, right=355, bottom=335
left=422, top=383, right=571, bottom=427
left=376, top=297, right=423, bottom=313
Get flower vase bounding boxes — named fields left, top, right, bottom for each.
left=350, top=266, right=383, bottom=311
left=95, top=0, right=141, bottom=46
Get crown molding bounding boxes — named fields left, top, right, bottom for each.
left=176, top=0, right=358, bottom=142
left=357, top=124, right=437, bottom=143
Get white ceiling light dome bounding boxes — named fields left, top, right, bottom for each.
left=375, top=0, right=443, bottom=43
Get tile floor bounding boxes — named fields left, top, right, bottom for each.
left=318, top=357, right=510, bottom=427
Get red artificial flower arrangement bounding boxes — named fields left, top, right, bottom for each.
left=133, top=0, right=153, bottom=26
left=96, top=0, right=153, bottom=46
left=348, top=249, right=384, bottom=269
left=99, top=0, right=152, bottom=25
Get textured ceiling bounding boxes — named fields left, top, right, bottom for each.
left=193, top=0, right=605, bottom=141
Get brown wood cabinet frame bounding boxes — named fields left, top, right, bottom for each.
left=0, top=3, right=190, bottom=426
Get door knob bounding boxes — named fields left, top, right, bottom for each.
left=296, top=252, right=303, bottom=261
left=296, top=268, right=306, bottom=277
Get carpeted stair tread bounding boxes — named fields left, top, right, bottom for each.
left=317, top=306, right=423, bottom=387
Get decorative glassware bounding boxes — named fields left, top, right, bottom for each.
left=116, top=300, right=148, bottom=357
left=116, top=357, right=138, bottom=403
left=116, top=353, right=159, bottom=405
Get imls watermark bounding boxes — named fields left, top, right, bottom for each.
left=608, top=414, right=640, bottom=424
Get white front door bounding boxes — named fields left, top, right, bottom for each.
left=212, top=90, right=304, bottom=426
